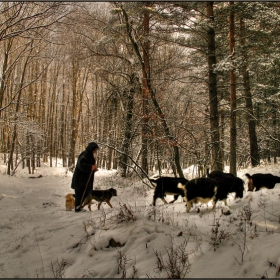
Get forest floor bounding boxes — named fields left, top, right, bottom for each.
left=0, top=162, right=280, bottom=278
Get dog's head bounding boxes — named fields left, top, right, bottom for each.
left=109, top=188, right=117, bottom=196
left=247, top=178, right=254, bottom=192
left=234, top=178, right=245, bottom=198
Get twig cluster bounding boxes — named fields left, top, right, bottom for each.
left=209, top=218, right=231, bottom=250
left=258, top=201, right=280, bottom=226
left=88, top=203, right=136, bottom=227
left=233, top=204, right=255, bottom=264
left=113, top=203, right=136, bottom=224
left=70, top=221, right=96, bottom=252
left=146, top=206, right=182, bottom=227
left=258, top=260, right=280, bottom=279
left=153, top=238, right=192, bottom=279
left=49, top=258, right=69, bottom=279
left=117, top=250, right=137, bottom=279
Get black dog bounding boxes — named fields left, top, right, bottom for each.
left=150, top=177, right=188, bottom=206
left=245, top=173, right=280, bottom=191
left=207, top=170, right=244, bottom=201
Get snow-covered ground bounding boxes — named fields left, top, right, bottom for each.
left=0, top=161, right=280, bottom=278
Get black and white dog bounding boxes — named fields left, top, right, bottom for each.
left=245, top=173, right=280, bottom=191
left=178, top=177, right=219, bottom=212
left=179, top=171, right=244, bottom=213
left=150, top=176, right=189, bottom=206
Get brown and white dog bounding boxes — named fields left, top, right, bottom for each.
left=65, top=193, right=75, bottom=211
left=81, top=188, right=117, bottom=211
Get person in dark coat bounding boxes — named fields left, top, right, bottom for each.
left=71, top=142, right=99, bottom=212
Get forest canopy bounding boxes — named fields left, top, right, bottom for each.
left=0, top=2, right=279, bottom=178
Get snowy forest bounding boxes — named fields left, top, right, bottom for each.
left=1, top=1, right=280, bottom=177
left=2, top=2, right=280, bottom=278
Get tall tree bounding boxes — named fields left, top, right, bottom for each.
left=141, top=4, right=150, bottom=175
left=7, top=41, right=33, bottom=175
left=0, top=2, right=70, bottom=115
left=206, top=2, right=223, bottom=171
left=229, top=1, right=237, bottom=175
left=119, top=3, right=185, bottom=177
left=117, top=74, right=136, bottom=177
left=240, top=17, right=260, bottom=167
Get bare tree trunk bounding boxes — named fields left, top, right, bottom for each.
left=141, top=7, right=150, bottom=176
left=229, top=2, right=237, bottom=176
left=206, top=1, right=223, bottom=171
left=68, top=60, right=80, bottom=170
left=240, top=18, right=260, bottom=167
left=39, top=70, right=48, bottom=163
left=156, top=141, right=162, bottom=176
left=49, top=64, right=60, bottom=167
left=7, top=43, right=32, bottom=175
left=121, top=4, right=185, bottom=178
left=60, top=78, right=67, bottom=167
left=220, top=107, right=225, bottom=170
left=118, top=78, right=135, bottom=177
left=0, top=38, right=12, bottom=117
left=272, top=104, right=277, bottom=163
left=68, top=58, right=88, bottom=170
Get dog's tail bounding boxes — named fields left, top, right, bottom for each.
left=177, top=182, right=186, bottom=190
left=245, top=173, right=252, bottom=179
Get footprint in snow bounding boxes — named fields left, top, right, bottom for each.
left=42, top=202, right=56, bottom=208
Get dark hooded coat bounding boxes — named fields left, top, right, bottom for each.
left=71, top=142, right=99, bottom=191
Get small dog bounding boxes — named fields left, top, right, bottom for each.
left=65, top=193, right=75, bottom=211
left=81, top=188, right=117, bottom=211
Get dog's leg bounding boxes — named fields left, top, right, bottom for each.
left=106, top=199, right=113, bottom=208
left=97, top=202, right=102, bottom=210
left=186, top=200, right=192, bottom=213
left=151, top=195, right=157, bottom=206
left=88, top=202, right=92, bottom=211
left=223, top=199, right=228, bottom=207
left=81, top=196, right=90, bottom=210
left=160, top=198, right=168, bottom=204
left=212, top=198, right=217, bottom=210
left=169, top=195, right=179, bottom=204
